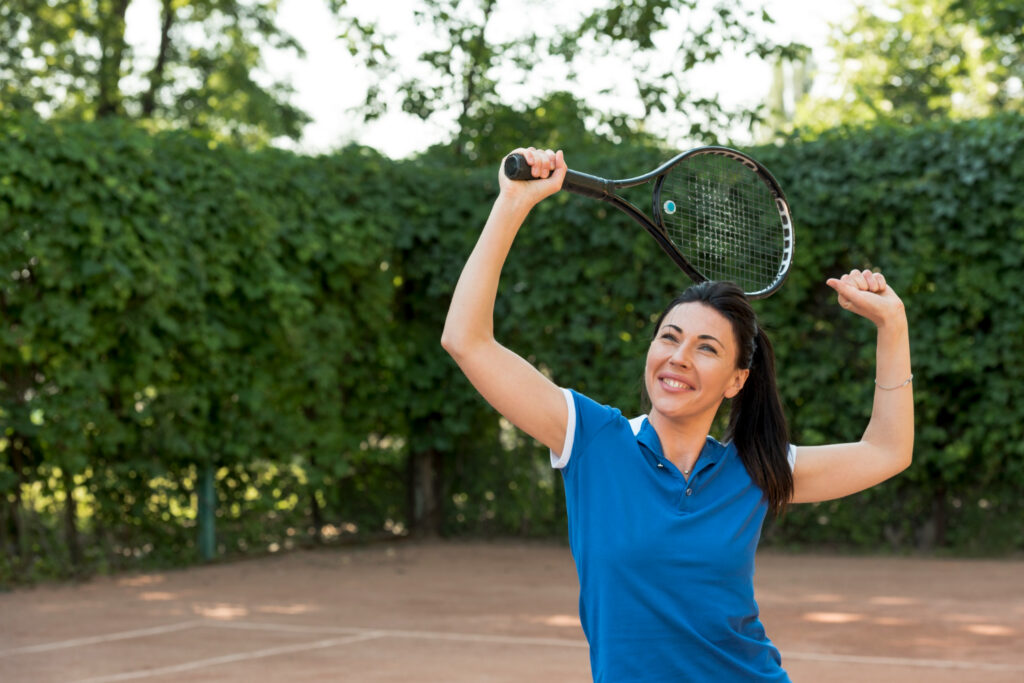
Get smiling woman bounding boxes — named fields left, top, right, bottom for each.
left=642, top=283, right=793, bottom=515
left=441, top=146, right=914, bottom=683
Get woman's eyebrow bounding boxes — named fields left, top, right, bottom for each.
left=661, top=324, right=724, bottom=347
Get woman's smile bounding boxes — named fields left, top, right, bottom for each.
left=658, top=374, right=695, bottom=392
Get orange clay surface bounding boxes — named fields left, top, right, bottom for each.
left=2, top=540, right=1022, bottom=682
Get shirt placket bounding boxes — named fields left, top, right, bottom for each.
left=651, top=454, right=694, bottom=512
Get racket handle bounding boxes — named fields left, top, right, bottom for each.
left=502, top=153, right=611, bottom=199
left=503, top=153, right=539, bottom=180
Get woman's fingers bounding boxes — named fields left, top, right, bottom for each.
left=513, top=147, right=559, bottom=178
left=859, top=269, right=886, bottom=293
left=831, top=270, right=881, bottom=298
left=826, top=277, right=856, bottom=310
left=868, top=271, right=887, bottom=293
left=827, top=269, right=904, bottom=327
left=535, top=148, right=559, bottom=178
left=499, top=147, right=566, bottom=205
left=847, top=269, right=869, bottom=291
left=838, top=269, right=888, bottom=294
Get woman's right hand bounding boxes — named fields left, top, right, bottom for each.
left=498, top=147, right=567, bottom=207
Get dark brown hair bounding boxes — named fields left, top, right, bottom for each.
left=648, top=281, right=792, bottom=515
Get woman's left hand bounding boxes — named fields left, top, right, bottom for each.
left=826, top=269, right=906, bottom=328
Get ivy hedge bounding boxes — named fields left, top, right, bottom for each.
left=2, top=113, right=1022, bottom=583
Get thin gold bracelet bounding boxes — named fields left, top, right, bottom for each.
left=875, top=374, right=913, bottom=391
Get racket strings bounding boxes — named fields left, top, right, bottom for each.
left=660, top=154, right=786, bottom=294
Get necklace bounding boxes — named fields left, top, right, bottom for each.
left=683, top=469, right=690, bottom=476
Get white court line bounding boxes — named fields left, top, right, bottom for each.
left=9, top=619, right=1024, bottom=676
left=206, top=620, right=589, bottom=649
left=345, top=626, right=590, bottom=649
left=0, top=621, right=204, bottom=657
left=203, top=621, right=367, bottom=636
left=69, top=632, right=383, bottom=683
left=208, top=621, right=1024, bottom=672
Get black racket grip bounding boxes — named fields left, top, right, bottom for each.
left=503, top=153, right=539, bottom=180
left=502, top=153, right=610, bottom=198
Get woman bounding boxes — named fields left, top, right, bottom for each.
left=441, top=147, right=914, bottom=682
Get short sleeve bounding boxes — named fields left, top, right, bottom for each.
left=549, top=388, right=622, bottom=470
left=550, top=388, right=576, bottom=469
left=787, top=444, right=797, bottom=471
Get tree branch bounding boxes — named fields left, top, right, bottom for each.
left=96, top=0, right=131, bottom=117
left=141, top=0, right=175, bottom=118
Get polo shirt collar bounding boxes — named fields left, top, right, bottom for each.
left=635, top=415, right=662, bottom=455
left=634, top=415, right=727, bottom=470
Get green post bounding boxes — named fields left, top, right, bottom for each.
left=198, top=464, right=216, bottom=562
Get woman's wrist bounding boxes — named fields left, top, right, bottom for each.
left=494, top=191, right=538, bottom=216
left=873, top=302, right=907, bottom=331
left=875, top=318, right=909, bottom=343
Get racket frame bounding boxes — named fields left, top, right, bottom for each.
left=503, top=146, right=794, bottom=299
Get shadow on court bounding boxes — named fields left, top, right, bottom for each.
left=1, top=540, right=1022, bottom=682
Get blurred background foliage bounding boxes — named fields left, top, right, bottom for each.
left=1, top=0, right=1023, bottom=584
left=333, top=0, right=809, bottom=159
left=0, top=0, right=310, bottom=145
left=786, top=0, right=1024, bottom=132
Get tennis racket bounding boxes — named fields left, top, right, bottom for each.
left=504, top=146, right=793, bottom=298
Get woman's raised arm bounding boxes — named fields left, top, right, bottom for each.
left=441, top=148, right=571, bottom=455
left=791, top=269, right=914, bottom=503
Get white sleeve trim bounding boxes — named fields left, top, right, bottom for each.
left=787, top=444, right=797, bottom=472
left=550, top=388, right=576, bottom=469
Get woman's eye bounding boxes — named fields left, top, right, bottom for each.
left=700, top=344, right=718, bottom=354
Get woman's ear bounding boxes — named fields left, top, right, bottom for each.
left=724, top=368, right=750, bottom=399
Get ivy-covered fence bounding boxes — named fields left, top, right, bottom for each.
left=0, top=116, right=403, bottom=580
left=2, top=113, right=1022, bottom=583
left=759, top=118, right=1024, bottom=551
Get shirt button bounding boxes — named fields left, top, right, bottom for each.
left=685, top=488, right=693, bottom=496
left=657, top=463, right=665, bottom=468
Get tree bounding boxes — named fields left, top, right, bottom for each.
left=755, top=54, right=814, bottom=142
left=0, top=0, right=310, bottom=145
left=952, top=0, right=1024, bottom=43
left=789, top=0, right=1022, bottom=132
left=336, top=0, right=808, bottom=161
left=950, top=0, right=1024, bottom=111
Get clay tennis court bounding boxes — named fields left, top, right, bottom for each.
left=2, top=540, right=1022, bottom=682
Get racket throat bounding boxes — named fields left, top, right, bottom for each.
left=562, top=170, right=614, bottom=199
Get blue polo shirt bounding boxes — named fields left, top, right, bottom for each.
left=552, top=388, right=793, bottom=683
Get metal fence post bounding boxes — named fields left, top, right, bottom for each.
left=198, top=465, right=216, bottom=561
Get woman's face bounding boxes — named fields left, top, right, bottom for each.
left=645, top=302, right=750, bottom=422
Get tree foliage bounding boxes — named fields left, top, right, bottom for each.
left=0, top=114, right=399, bottom=580
left=951, top=0, right=1024, bottom=42
left=791, top=0, right=1022, bottom=131
left=0, top=0, right=310, bottom=145
left=335, top=0, right=807, bottom=160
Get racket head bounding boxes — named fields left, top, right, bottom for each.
left=650, top=147, right=793, bottom=299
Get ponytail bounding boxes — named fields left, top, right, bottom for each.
left=725, top=327, right=792, bottom=517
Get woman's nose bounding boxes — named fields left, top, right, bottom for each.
left=669, top=345, right=692, bottom=367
